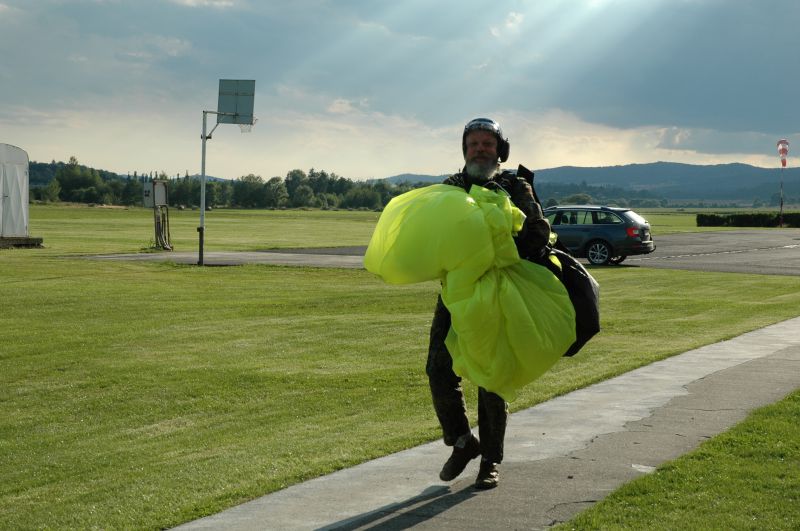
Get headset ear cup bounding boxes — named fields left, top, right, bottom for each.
left=498, top=138, right=510, bottom=162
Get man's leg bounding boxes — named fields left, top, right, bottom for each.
left=427, top=296, right=480, bottom=481
left=475, top=387, right=507, bottom=489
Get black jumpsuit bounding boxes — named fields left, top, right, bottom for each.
left=425, top=170, right=551, bottom=463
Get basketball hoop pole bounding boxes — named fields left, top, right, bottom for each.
left=199, top=110, right=229, bottom=265
left=198, top=109, right=237, bottom=265
left=198, top=111, right=213, bottom=265
left=197, top=79, right=256, bottom=266
left=198, top=111, right=206, bottom=265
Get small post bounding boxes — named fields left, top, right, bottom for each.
left=197, top=226, right=204, bottom=265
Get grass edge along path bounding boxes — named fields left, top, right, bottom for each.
left=556, top=388, right=800, bottom=530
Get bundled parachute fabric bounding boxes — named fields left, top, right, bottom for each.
left=364, top=184, right=523, bottom=286
left=364, top=184, right=576, bottom=401
left=443, top=260, right=576, bottom=401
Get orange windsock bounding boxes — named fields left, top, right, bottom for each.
left=777, top=139, right=789, bottom=167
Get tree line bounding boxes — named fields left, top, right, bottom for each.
left=31, top=157, right=735, bottom=211
left=29, top=158, right=422, bottom=210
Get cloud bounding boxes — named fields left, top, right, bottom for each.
left=109, top=35, right=192, bottom=64
left=3, top=0, right=798, bottom=182
left=0, top=1, right=23, bottom=16
left=547, top=0, right=800, bottom=135
left=490, top=11, right=524, bottom=37
left=497, top=109, right=783, bottom=170
left=655, top=127, right=780, bottom=158
left=327, top=98, right=370, bottom=115
left=257, top=109, right=456, bottom=179
left=168, top=0, right=237, bottom=7
left=327, top=99, right=355, bottom=114
left=149, top=35, right=193, bottom=57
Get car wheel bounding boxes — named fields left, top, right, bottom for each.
left=609, top=255, right=627, bottom=265
left=586, top=240, right=612, bottom=265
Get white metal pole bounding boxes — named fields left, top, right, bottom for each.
left=779, top=168, right=784, bottom=228
left=198, top=110, right=208, bottom=265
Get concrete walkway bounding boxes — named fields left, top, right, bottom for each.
left=175, top=316, right=800, bottom=530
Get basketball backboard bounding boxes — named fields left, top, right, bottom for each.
left=216, top=79, right=255, bottom=125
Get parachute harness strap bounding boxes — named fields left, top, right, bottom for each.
left=483, top=180, right=511, bottom=197
left=548, top=253, right=562, bottom=271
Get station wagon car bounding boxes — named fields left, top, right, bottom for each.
left=543, top=205, right=656, bottom=265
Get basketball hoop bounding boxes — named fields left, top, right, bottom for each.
left=239, top=117, right=257, bottom=133
left=198, top=79, right=256, bottom=266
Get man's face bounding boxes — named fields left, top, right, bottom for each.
left=464, top=130, right=498, bottom=165
left=464, top=129, right=499, bottom=181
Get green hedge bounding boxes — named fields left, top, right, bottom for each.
left=696, top=212, right=800, bottom=227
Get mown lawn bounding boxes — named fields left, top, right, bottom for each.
left=28, top=203, right=380, bottom=255
left=1, top=204, right=798, bottom=529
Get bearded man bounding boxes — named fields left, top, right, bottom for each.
left=427, top=117, right=551, bottom=489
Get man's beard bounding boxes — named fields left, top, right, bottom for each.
left=465, top=159, right=499, bottom=182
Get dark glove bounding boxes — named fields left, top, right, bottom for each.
left=496, top=176, right=550, bottom=259
left=494, top=176, right=537, bottom=219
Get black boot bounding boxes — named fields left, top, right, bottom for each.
left=439, top=433, right=480, bottom=481
left=474, top=459, right=499, bottom=490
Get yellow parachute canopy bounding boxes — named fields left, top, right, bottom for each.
left=364, top=184, right=576, bottom=401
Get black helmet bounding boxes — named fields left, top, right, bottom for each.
left=462, top=117, right=510, bottom=163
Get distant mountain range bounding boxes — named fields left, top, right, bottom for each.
left=30, top=159, right=798, bottom=203
left=384, top=162, right=800, bottom=201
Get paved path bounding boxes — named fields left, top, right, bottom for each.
left=175, top=316, right=800, bottom=530
left=89, top=250, right=365, bottom=268
left=89, top=229, right=800, bottom=276
left=625, top=229, right=800, bottom=276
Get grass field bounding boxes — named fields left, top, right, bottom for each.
left=28, top=203, right=380, bottom=255
left=2, top=204, right=799, bottom=529
left=25, top=203, right=783, bottom=256
left=636, top=208, right=779, bottom=235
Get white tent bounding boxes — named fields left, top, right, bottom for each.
left=0, top=143, right=29, bottom=238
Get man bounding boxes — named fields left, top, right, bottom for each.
left=427, top=117, right=550, bottom=489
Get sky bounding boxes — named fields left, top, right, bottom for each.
left=1, top=0, right=797, bottom=181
